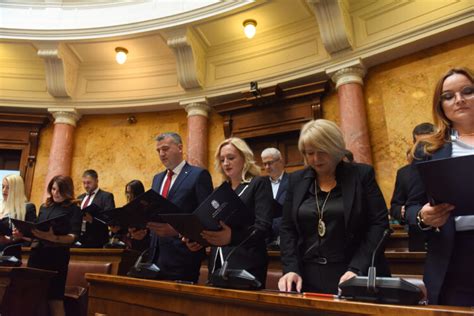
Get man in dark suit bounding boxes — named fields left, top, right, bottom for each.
left=147, top=132, right=213, bottom=283
left=261, top=148, right=288, bottom=247
left=390, top=122, right=435, bottom=223
left=77, top=169, right=115, bottom=248
left=390, top=123, right=435, bottom=251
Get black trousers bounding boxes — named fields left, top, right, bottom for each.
left=438, top=230, right=474, bottom=307
left=302, top=261, right=347, bottom=294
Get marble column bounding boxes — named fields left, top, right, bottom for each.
left=180, top=98, right=210, bottom=168
left=331, top=66, right=373, bottom=164
left=43, top=108, right=81, bottom=201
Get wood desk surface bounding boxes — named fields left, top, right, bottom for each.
left=86, top=273, right=473, bottom=316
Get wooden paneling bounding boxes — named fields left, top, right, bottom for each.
left=0, top=113, right=49, bottom=199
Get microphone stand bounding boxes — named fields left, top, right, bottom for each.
left=367, top=228, right=392, bottom=293
left=0, top=242, right=23, bottom=266
left=127, top=247, right=160, bottom=279
left=210, top=229, right=261, bottom=290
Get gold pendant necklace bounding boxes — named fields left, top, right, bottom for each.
left=315, top=180, right=332, bottom=238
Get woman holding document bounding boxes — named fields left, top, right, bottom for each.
left=184, top=137, right=273, bottom=287
left=406, top=67, right=474, bottom=306
left=14, top=175, right=82, bottom=316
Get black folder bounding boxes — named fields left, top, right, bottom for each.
left=101, top=189, right=183, bottom=229
left=0, top=218, right=12, bottom=236
left=416, top=154, right=474, bottom=216
left=160, top=182, right=252, bottom=246
left=11, top=214, right=69, bottom=238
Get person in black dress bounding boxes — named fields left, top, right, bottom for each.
left=16, top=175, right=82, bottom=316
left=184, top=137, right=273, bottom=287
left=278, top=119, right=390, bottom=294
left=0, top=174, right=37, bottom=258
left=114, top=179, right=150, bottom=252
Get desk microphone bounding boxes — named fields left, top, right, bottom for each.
left=209, top=229, right=261, bottom=290
left=339, top=228, right=423, bottom=305
left=127, top=247, right=160, bottom=279
left=0, top=242, right=22, bottom=266
left=367, top=228, right=392, bottom=293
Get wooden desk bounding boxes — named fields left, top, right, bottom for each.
left=22, top=248, right=140, bottom=275
left=0, top=267, right=56, bottom=316
left=86, top=274, right=473, bottom=316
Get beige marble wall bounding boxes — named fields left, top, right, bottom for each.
left=30, top=109, right=226, bottom=208
left=352, top=35, right=473, bottom=203
left=30, top=35, right=473, bottom=209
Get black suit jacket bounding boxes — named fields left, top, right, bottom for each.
left=405, top=142, right=459, bottom=304
left=389, top=164, right=412, bottom=222
left=78, top=189, right=115, bottom=248
left=151, top=162, right=213, bottom=282
left=280, top=162, right=390, bottom=278
left=270, top=172, right=288, bottom=241
left=208, top=176, right=273, bottom=286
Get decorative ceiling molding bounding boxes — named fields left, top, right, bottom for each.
left=35, top=42, right=79, bottom=98
left=165, top=27, right=207, bottom=90
left=307, top=0, right=353, bottom=55
left=0, top=1, right=253, bottom=40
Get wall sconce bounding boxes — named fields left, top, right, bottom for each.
left=243, top=19, right=257, bottom=39
left=115, top=47, right=128, bottom=64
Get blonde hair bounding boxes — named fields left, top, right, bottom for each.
left=298, top=119, right=349, bottom=163
left=1, top=174, right=27, bottom=220
left=214, top=137, right=260, bottom=183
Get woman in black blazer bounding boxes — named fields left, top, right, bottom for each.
left=405, top=68, right=474, bottom=306
left=0, top=174, right=37, bottom=255
left=279, top=119, right=390, bottom=294
left=16, top=175, right=82, bottom=316
left=184, top=137, right=273, bottom=287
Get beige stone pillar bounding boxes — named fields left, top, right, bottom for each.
left=180, top=98, right=210, bottom=168
left=330, top=65, right=372, bottom=164
left=43, top=108, right=81, bottom=201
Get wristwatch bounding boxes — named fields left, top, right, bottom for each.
left=416, top=211, right=433, bottom=231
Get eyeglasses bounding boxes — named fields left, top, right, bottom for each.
left=262, top=159, right=279, bottom=167
left=441, top=85, right=474, bottom=105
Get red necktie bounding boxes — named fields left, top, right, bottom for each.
left=82, top=191, right=95, bottom=209
left=161, top=170, right=174, bottom=198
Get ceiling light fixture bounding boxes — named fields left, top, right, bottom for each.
left=115, top=47, right=128, bottom=64
left=243, top=19, right=257, bottom=39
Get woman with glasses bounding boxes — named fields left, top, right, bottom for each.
left=406, top=67, right=474, bottom=306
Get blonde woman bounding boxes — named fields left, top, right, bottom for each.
left=1, top=174, right=36, bottom=222
left=184, top=137, right=273, bottom=287
left=278, top=119, right=390, bottom=294
left=1, top=174, right=36, bottom=249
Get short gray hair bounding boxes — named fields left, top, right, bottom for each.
left=261, top=147, right=282, bottom=160
left=155, top=132, right=182, bottom=145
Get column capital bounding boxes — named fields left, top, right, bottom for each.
left=48, top=108, right=81, bottom=127
left=326, top=59, right=367, bottom=89
left=180, top=98, right=210, bottom=118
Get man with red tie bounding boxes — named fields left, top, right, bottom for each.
left=77, top=169, right=115, bottom=248
left=146, top=132, right=213, bottom=282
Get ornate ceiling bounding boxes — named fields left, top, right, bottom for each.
left=0, top=0, right=472, bottom=114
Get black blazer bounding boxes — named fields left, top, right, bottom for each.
left=151, top=162, right=213, bottom=282
left=389, top=164, right=412, bottom=222
left=275, top=172, right=289, bottom=205
left=280, top=162, right=390, bottom=277
left=209, top=176, right=273, bottom=286
left=25, top=203, right=37, bottom=222
left=78, top=189, right=115, bottom=248
left=405, top=142, right=459, bottom=304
